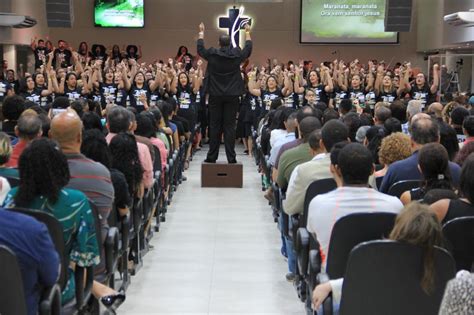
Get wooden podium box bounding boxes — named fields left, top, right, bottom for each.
left=201, top=162, right=243, bottom=188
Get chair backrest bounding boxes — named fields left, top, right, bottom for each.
left=340, top=240, right=456, bottom=315
left=302, top=178, right=337, bottom=226
left=0, top=245, right=27, bottom=315
left=442, top=216, right=474, bottom=272
left=387, top=180, right=420, bottom=198
left=152, top=146, right=162, bottom=173
left=326, top=212, right=397, bottom=279
left=7, top=207, right=68, bottom=290
left=88, top=201, right=104, bottom=255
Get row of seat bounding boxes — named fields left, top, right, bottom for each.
left=0, top=136, right=193, bottom=315
left=251, top=129, right=474, bottom=315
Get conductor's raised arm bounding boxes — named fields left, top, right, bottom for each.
left=241, top=23, right=253, bottom=61
left=197, top=22, right=210, bottom=60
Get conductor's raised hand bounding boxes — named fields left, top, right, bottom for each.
left=244, top=23, right=251, bottom=32
left=199, top=23, right=205, bottom=33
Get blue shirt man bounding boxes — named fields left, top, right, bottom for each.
left=0, top=209, right=60, bottom=315
left=380, top=116, right=461, bottom=193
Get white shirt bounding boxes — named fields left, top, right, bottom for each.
left=307, top=186, right=403, bottom=263
left=307, top=186, right=402, bottom=304
left=269, top=132, right=296, bottom=166
left=270, top=129, right=288, bottom=149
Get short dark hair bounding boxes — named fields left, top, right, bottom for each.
left=107, top=106, right=131, bottom=133
left=343, top=112, right=361, bottom=142
left=384, top=117, right=402, bottom=135
left=338, top=143, right=374, bottom=185
left=52, top=96, right=70, bottom=109
left=321, top=119, right=349, bottom=151
left=463, top=116, right=474, bottom=137
left=322, top=108, right=339, bottom=125
left=2, top=95, right=25, bottom=120
left=219, top=35, right=231, bottom=47
left=411, top=118, right=439, bottom=145
left=296, top=106, right=318, bottom=124
left=82, top=112, right=103, bottom=131
left=339, top=99, right=353, bottom=114
left=308, top=129, right=322, bottom=151
left=135, top=112, right=155, bottom=138
left=451, top=106, right=469, bottom=126
left=390, top=100, right=407, bottom=123
left=330, top=141, right=349, bottom=166
left=375, top=106, right=392, bottom=123
left=299, top=116, right=322, bottom=141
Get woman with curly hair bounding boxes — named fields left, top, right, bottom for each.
left=3, top=138, right=100, bottom=305
left=109, top=132, right=144, bottom=199
left=374, top=132, right=412, bottom=189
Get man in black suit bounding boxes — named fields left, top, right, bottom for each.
left=197, top=22, right=252, bottom=163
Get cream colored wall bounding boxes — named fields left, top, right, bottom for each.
left=6, top=0, right=425, bottom=68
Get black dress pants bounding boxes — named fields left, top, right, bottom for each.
left=206, top=95, right=239, bottom=162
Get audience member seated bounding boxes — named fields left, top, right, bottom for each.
left=430, top=154, right=474, bottom=224
left=374, top=132, right=411, bottom=188
left=364, top=125, right=385, bottom=164
left=109, top=132, right=145, bottom=201
left=3, top=138, right=100, bottom=305
left=379, top=116, right=461, bottom=193
left=142, top=111, right=168, bottom=172
left=273, top=106, right=319, bottom=177
left=127, top=109, right=156, bottom=163
left=81, top=129, right=131, bottom=217
left=427, top=102, right=444, bottom=122
left=374, top=106, right=391, bottom=126
left=0, top=209, right=59, bottom=315
left=450, top=107, right=469, bottom=143
left=439, top=122, right=460, bottom=161
left=106, top=106, right=153, bottom=189
left=1, top=95, right=25, bottom=134
left=6, top=111, right=42, bottom=168
left=284, top=120, right=349, bottom=215
left=438, top=270, right=473, bottom=315
left=311, top=202, right=444, bottom=312
left=383, top=117, right=402, bottom=135
left=149, top=108, right=172, bottom=153
left=276, top=116, right=321, bottom=190
left=400, top=143, right=453, bottom=205
left=269, top=111, right=297, bottom=167
left=459, top=115, right=474, bottom=148
left=49, top=110, right=124, bottom=309
left=307, top=143, right=403, bottom=265
left=81, top=111, right=104, bottom=131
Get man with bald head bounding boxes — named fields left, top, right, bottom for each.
left=49, top=110, right=114, bottom=229
left=379, top=116, right=461, bottom=193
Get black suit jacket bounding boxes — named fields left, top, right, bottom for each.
left=197, top=39, right=252, bottom=96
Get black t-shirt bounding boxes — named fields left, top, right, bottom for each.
left=20, top=88, right=43, bottom=105
left=306, top=84, right=329, bottom=105
left=34, top=47, right=50, bottom=69
left=115, top=88, right=128, bottom=107
left=365, top=90, right=377, bottom=110
left=261, top=89, right=283, bottom=112
left=176, top=86, right=196, bottom=112
left=377, top=89, right=398, bottom=104
left=170, top=119, right=185, bottom=137
left=348, top=88, right=366, bottom=106
left=242, top=93, right=259, bottom=123
left=52, top=49, right=73, bottom=69
left=129, top=84, right=150, bottom=113
left=8, top=80, right=20, bottom=94
left=63, top=86, right=83, bottom=101
left=110, top=168, right=131, bottom=209
left=334, top=88, right=348, bottom=109
left=99, top=82, right=119, bottom=109
left=409, top=84, right=435, bottom=108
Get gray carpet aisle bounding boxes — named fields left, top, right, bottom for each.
left=120, top=145, right=303, bottom=315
